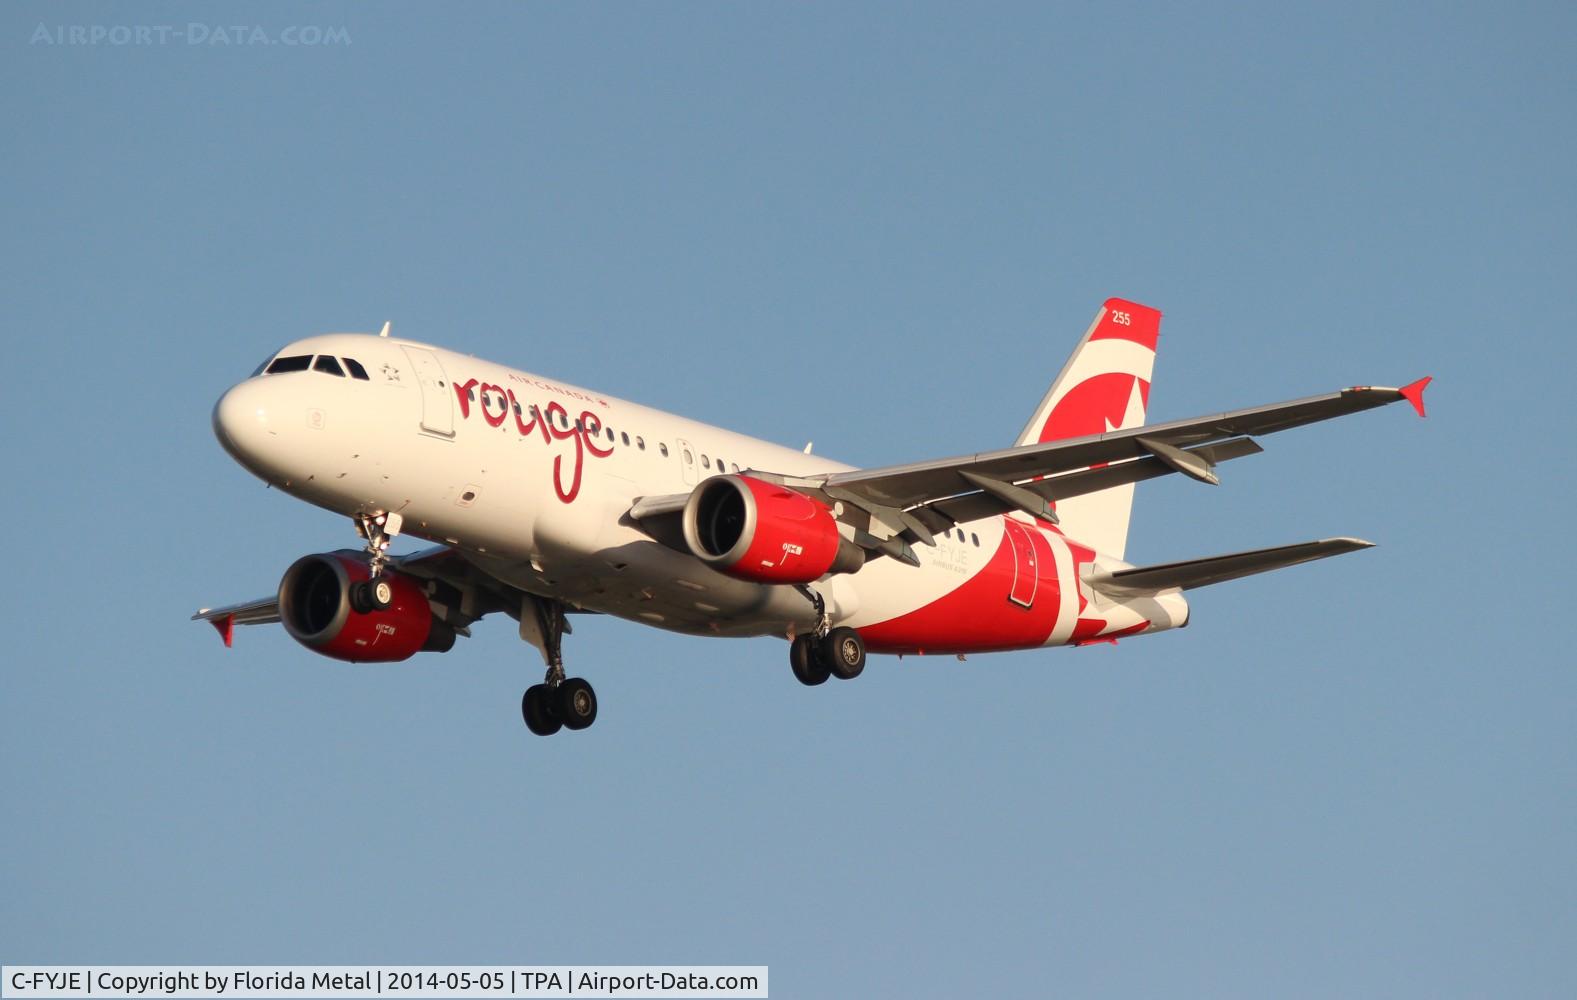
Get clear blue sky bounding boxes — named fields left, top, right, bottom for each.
left=3, top=2, right=1573, bottom=997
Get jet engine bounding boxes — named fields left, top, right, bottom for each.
left=682, top=475, right=865, bottom=584
left=277, top=552, right=455, bottom=663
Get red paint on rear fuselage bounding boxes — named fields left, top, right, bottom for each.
left=861, top=518, right=1064, bottom=655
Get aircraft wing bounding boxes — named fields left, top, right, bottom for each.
left=1084, top=537, right=1375, bottom=597
left=191, top=545, right=517, bottom=648
left=810, top=379, right=1429, bottom=545
left=192, top=597, right=281, bottom=646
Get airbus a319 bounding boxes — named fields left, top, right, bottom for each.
left=195, top=298, right=1429, bottom=736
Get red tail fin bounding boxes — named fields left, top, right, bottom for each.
left=1013, top=297, right=1161, bottom=560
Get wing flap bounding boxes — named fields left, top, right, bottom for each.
left=1086, top=537, right=1375, bottom=597
left=824, top=383, right=1425, bottom=512
left=914, top=437, right=1263, bottom=533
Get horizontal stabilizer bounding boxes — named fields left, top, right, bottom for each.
left=1086, top=537, right=1374, bottom=597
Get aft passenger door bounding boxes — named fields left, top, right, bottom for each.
left=1002, top=518, right=1039, bottom=608
left=401, top=347, right=455, bottom=438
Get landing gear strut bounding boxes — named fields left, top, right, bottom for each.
left=795, top=583, right=833, bottom=639
left=351, top=512, right=401, bottom=612
left=520, top=597, right=598, bottom=736
left=789, top=585, right=865, bottom=685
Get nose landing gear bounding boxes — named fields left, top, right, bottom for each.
left=350, top=512, right=402, bottom=612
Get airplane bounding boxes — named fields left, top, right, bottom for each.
left=195, top=298, right=1429, bottom=736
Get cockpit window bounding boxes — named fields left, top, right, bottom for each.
left=314, top=356, right=346, bottom=377
left=344, top=358, right=370, bottom=381
left=265, top=355, right=312, bottom=374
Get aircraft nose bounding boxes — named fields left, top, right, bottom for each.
left=212, top=379, right=275, bottom=468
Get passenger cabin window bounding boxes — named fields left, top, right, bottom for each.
left=344, top=358, right=370, bottom=380
left=265, top=355, right=312, bottom=374
left=659, top=443, right=669, bottom=458
left=702, top=455, right=710, bottom=469
left=621, top=432, right=630, bottom=446
left=314, top=356, right=346, bottom=377
left=636, top=436, right=646, bottom=451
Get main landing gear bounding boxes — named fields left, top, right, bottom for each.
left=520, top=598, right=598, bottom=737
left=789, top=585, right=866, bottom=686
left=790, top=627, right=866, bottom=685
left=350, top=512, right=401, bottom=613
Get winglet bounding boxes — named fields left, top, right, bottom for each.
left=1399, top=376, right=1431, bottom=418
left=208, top=614, right=235, bottom=648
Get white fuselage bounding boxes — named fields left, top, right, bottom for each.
left=214, top=333, right=1187, bottom=653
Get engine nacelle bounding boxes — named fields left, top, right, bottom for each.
left=278, top=552, right=455, bottom=663
left=682, top=475, right=865, bottom=584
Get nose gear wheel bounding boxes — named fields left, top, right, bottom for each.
left=351, top=512, right=402, bottom=611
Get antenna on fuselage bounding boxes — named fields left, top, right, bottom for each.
left=803, top=441, right=814, bottom=454
left=378, top=321, right=391, bottom=338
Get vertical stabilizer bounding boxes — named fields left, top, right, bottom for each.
left=1014, top=298, right=1161, bottom=559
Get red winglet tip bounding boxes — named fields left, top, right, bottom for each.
left=1399, top=376, right=1432, bottom=418
left=208, top=614, right=235, bottom=648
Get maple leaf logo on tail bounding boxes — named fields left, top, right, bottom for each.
left=1011, top=298, right=1161, bottom=561
left=1038, top=371, right=1151, bottom=443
